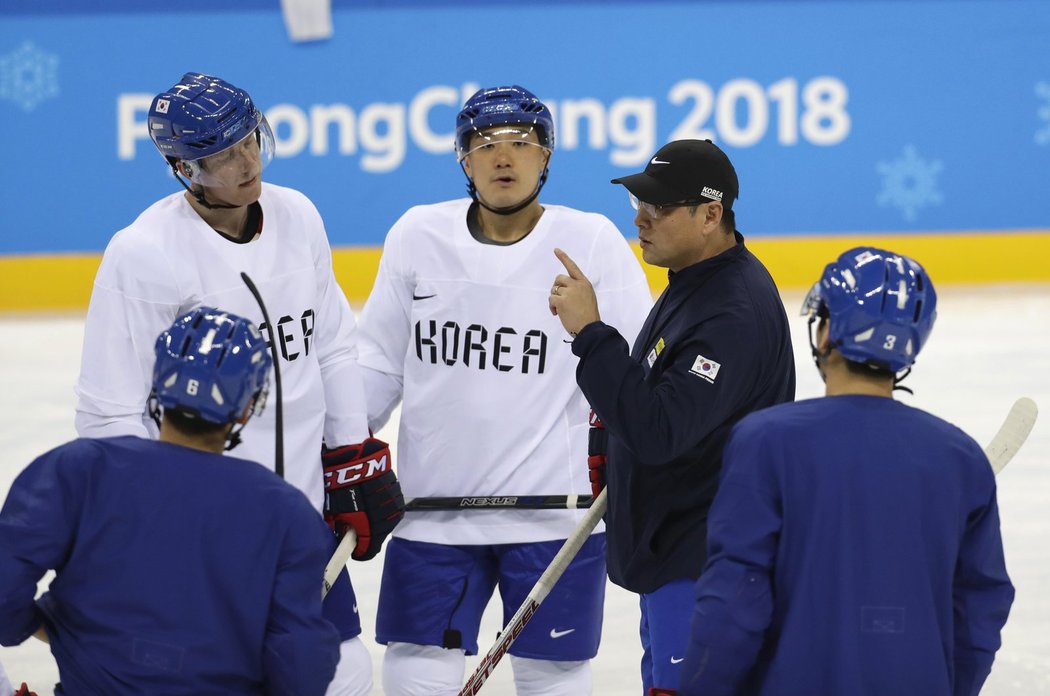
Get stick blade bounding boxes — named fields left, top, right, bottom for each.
left=985, top=397, right=1038, bottom=475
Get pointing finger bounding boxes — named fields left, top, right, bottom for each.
left=554, top=248, right=586, bottom=281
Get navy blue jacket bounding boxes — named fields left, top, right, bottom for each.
left=680, top=397, right=1014, bottom=696
left=0, top=436, right=340, bottom=695
left=572, top=234, right=795, bottom=593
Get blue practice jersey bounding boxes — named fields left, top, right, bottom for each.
left=0, top=436, right=340, bottom=695
left=680, top=396, right=1014, bottom=696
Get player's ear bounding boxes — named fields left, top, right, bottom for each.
left=704, top=200, right=723, bottom=229
left=237, top=400, right=254, bottom=425
left=816, top=317, right=831, bottom=352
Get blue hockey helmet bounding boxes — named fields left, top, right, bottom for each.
left=455, top=85, right=555, bottom=162
left=148, top=72, right=275, bottom=183
left=152, top=307, right=273, bottom=425
left=802, top=246, right=937, bottom=373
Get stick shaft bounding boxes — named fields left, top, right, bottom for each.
left=322, top=529, right=357, bottom=599
left=406, top=495, right=593, bottom=511
left=240, top=272, right=284, bottom=479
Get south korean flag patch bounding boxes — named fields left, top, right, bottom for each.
left=689, top=354, right=721, bottom=383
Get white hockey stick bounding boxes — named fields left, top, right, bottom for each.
left=458, top=488, right=608, bottom=696
left=455, top=397, right=1038, bottom=694
left=322, top=529, right=357, bottom=599
left=985, top=397, right=1038, bottom=474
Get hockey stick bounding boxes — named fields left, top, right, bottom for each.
left=322, top=529, right=357, bottom=599
left=457, top=397, right=1039, bottom=694
left=241, top=272, right=284, bottom=479
left=319, top=495, right=592, bottom=596
left=406, top=494, right=594, bottom=511
left=458, top=488, right=608, bottom=696
left=985, top=397, right=1037, bottom=474
left=241, top=271, right=364, bottom=599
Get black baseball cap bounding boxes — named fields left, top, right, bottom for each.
left=611, top=139, right=739, bottom=210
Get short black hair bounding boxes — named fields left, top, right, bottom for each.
left=164, top=409, right=230, bottom=438
left=688, top=204, right=735, bottom=233
left=843, top=357, right=895, bottom=381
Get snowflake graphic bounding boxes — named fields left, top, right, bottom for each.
left=876, top=145, right=943, bottom=222
left=0, top=41, right=60, bottom=112
left=1036, top=82, right=1050, bottom=146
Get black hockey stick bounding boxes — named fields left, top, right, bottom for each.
left=458, top=396, right=1040, bottom=695
left=406, top=494, right=594, bottom=511
left=322, top=497, right=593, bottom=597
left=241, top=272, right=284, bottom=479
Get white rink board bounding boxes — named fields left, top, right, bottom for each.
left=1, top=285, right=1048, bottom=694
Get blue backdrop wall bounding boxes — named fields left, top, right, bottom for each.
left=1, top=0, right=1048, bottom=255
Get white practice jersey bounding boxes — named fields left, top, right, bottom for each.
left=357, top=199, right=652, bottom=544
left=75, top=183, right=370, bottom=510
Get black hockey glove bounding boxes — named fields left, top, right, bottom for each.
left=588, top=409, right=608, bottom=498
left=321, top=437, right=405, bottom=561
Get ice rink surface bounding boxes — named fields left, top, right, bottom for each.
left=1, top=285, right=1047, bottom=695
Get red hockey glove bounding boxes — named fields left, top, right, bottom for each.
left=15, top=684, right=39, bottom=696
left=588, top=409, right=608, bottom=498
left=322, top=437, right=405, bottom=561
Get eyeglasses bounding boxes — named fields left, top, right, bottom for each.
left=628, top=192, right=711, bottom=218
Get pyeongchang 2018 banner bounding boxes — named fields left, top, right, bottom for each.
left=0, top=0, right=1048, bottom=254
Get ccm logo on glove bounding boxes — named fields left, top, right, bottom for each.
left=323, top=451, right=391, bottom=487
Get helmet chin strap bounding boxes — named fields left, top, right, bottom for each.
left=171, top=165, right=243, bottom=210
left=807, top=316, right=832, bottom=383
left=463, top=165, right=549, bottom=217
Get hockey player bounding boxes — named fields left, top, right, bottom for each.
left=549, top=139, right=796, bottom=695
left=0, top=308, right=341, bottom=695
left=355, top=85, right=653, bottom=695
left=678, top=247, right=1015, bottom=696
left=72, top=73, right=403, bottom=695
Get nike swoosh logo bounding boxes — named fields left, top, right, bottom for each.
left=353, top=604, right=359, bottom=614
left=670, top=656, right=684, bottom=664
left=650, top=157, right=670, bottom=165
left=412, top=294, right=436, bottom=300
left=549, top=628, right=576, bottom=639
